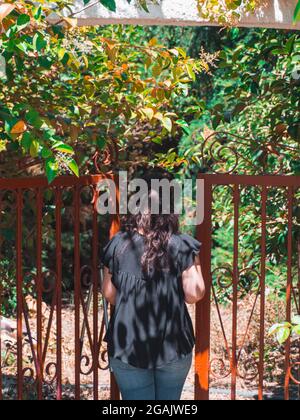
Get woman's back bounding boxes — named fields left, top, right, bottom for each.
left=103, top=230, right=201, bottom=369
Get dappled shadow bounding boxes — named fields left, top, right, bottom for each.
left=105, top=231, right=195, bottom=369
left=1, top=373, right=110, bottom=400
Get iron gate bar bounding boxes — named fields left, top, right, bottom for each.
left=258, top=186, right=267, bottom=401
left=16, top=188, right=23, bottom=400
left=195, top=177, right=212, bottom=400
left=285, top=186, right=294, bottom=401
left=74, top=184, right=81, bottom=400
left=231, top=184, right=240, bottom=400
left=37, top=187, right=43, bottom=400
left=109, top=174, right=121, bottom=401
left=55, top=187, right=63, bottom=400
left=92, top=192, right=99, bottom=401
left=196, top=173, right=300, bottom=401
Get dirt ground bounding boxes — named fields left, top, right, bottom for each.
left=1, top=293, right=299, bottom=400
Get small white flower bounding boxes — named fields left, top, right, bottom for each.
left=0, top=55, right=7, bottom=80
left=292, top=66, right=300, bottom=81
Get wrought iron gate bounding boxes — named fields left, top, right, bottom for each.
left=196, top=174, right=300, bottom=400
left=1, top=137, right=300, bottom=400
left=0, top=175, right=120, bottom=400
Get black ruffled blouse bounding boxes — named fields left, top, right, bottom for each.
left=102, top=231, right=201, bottom=369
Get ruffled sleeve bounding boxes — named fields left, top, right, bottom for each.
left=178, top=234, right=201, bottom=273
left=102, top=232, right=122, bottom=274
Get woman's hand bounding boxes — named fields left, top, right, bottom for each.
left=182, top=255, right=205, bottom=304
left=102, top=267, right=117, bottom=305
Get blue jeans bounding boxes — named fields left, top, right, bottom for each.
left=109, top=353, right=192, bottom=401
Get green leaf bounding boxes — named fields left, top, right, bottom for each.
left=21, top=132, right=32, bottom=151
left=152, top=64, right=162, bottom=78
left=100, top=0, right=116, bottom=12
left=176, top=119, right=190, bottom=135
left=16, top=14, right=31, bottom=31
left=52, top=142, right=75, bottom=155
left=67, top=159, right=79, bottom=177
left=97, top=137, right=106, bottom=150
left=26, top=109, right=43, bottom=129
left=269, top=324, right=281, bottom=336
left=152, top=137, right=162, bottom=145
left=294, top=0, right=300, bottom=23
left=45, top=158, right=58, bottom=184
left=285, top=35, right=296, bottom=55
left=33, top=6, right=42, bottom=21
left=30, top=140, right=39, bottom=158
left=41, top=147, right=53, bottom=159
left=38, top=56, right=52, bottom=69
left=162, top=117, right=172, bottom=133
left=276, top=327, right=291, bottom=345
left=292, top=315, right=300, bottom=325
left=186, top=63, right=196, bottom=81
left=176, top=48, right=187, bottom=58
left=292, top=324, right=300, bottom=336
left=33, top=33, right=47, bottom=52
left=137, top=0, right=150, bottom=12
left=16, top=41, right=28, bottom=54
left=141, top=107, right=154, bottom=120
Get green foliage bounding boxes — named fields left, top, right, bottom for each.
left=0, top=2, right=207, bottom=182
left=0, top=259, right=17, bottom=317
left=145, top=25, right=300, bottom=304
left=269, top=316, right=300, bottom=345
left=1, top=4, right=298, bottom=182
left=177, top=28, right=300, bottom=176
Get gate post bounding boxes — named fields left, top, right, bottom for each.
left=109, top=173, right=121, bottom=401
left=195, top=174, right=212, bottom=400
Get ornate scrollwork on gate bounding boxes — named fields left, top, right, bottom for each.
left=194, top=129, right=299, bottom=175
left=83, top=140, right=119, bottom=176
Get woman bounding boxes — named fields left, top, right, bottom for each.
left=102, top=170, right=205, bottom=401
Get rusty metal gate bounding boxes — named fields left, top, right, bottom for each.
left=1, top=171, right=300, bottom=400
left=196, top=174, right=300, bottom=400
left=0, top=174, right=120, bottom=400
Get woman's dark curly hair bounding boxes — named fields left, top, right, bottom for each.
left=121, top=168, right=179, bottom=273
